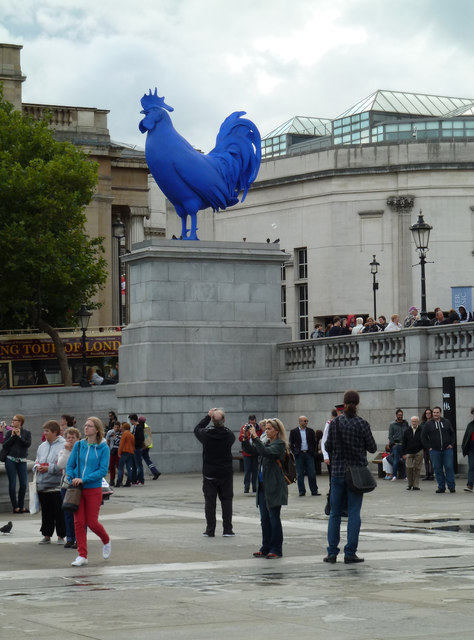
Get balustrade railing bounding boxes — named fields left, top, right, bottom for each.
left=278, top=323, right=474, bottom=372
left=23, top=104, right=74, bottom=127
left=325, top=340, right=359, bottom=367
left=370, top=335, right=406, bottom=364
left=433, top=326, right=474, bottom=359
left=284, top=343, right=316, bottom=370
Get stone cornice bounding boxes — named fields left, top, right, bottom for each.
left=123, top=239, right=289, bottom=264
left=254, top=162, right=474, bottom=190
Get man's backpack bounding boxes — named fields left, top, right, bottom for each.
left=277, top=450, right=297, bottom=485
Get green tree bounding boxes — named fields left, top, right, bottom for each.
left=0, top=89, right=108, bottom=385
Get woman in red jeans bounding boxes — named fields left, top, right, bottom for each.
left=66, top=417, right=111, bottom=567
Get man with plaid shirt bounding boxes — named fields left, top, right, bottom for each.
left=324, top=390, right=376, bottom=564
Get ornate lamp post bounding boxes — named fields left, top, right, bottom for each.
left=369, top=254, right=380, bottom=320
left=410, top=210, right=433, bottom=326
left=112, top=219, right=126, bottom=327
left=75, top=304, right=92, bottom=387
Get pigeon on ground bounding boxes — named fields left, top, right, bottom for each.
left=0, top=521, right=12, bottom=534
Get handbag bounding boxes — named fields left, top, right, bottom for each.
left=62, top=442, right=83, bottom=512
left=29, top=471, right=41, bottom=514
left=276, top=450, right=297, bottom=485
left=62, top=485, right=83, bottom=511
left=345, top=465, right=377, bottom=494
left=335, top=417, right=377, bottom=495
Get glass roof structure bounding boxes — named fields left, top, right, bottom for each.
left=262, top=89, right=474, bottom=158
left=336, top=90, right=474, bottom=119
left=444, top=104, right=474, bottom=117
left=263, top=116, right=332, bottom=139
left=262, top=116, right=332, bottom=159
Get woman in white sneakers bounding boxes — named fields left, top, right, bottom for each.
left=66, top=417, right=111, bottom=566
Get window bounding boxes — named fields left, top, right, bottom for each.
left=281, top=285, right=287, bottom=324
left=296, top=247, right=307, bottom=280
left=298, top=284, right=309, bottom=339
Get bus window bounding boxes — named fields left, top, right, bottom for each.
left=0, top=363, right=9, bottom=390
left=12, top=360, right=57, bottom=387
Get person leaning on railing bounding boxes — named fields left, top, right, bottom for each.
left=384, top=314, right=402, bottom=332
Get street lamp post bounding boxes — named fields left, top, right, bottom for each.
left=112, top=219, right=126, bottom=327
left=370, top=254, right=380, bottom=320
left=75, top=304, right=92, bottom=387
left=410, top=210, right=433, bottom=326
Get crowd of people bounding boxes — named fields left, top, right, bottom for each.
left=195, top=393, right=377, bottom=563
left=2, top=397, right=474, bottom=565
left=311, top=304, right=473, bottom=338
left=382, top=405, right=474, bottom=494
left=0, top=408, right=162, bottom=566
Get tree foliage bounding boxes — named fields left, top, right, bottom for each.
left=0, top=90, right=108, bottom=383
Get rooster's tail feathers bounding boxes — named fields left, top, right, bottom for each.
left=210, top=112, right=261, bottom=202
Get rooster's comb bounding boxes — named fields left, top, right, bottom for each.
left=140, top=88, right=174, bottom=113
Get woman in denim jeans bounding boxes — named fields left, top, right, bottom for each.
left=243, top=418, right=288, bottom=559
left=2, top=415, right=31, bottom=513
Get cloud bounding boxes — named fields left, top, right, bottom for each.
left=2, top=0, right=474, bottom=153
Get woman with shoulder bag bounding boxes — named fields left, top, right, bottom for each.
left=243, top=418, right=288, bottom=559
left=66, top=417, right=111, bottom=567
left=34, top=420, right=66, bottom=543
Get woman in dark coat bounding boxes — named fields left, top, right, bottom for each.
left=2, top=414, right=31, bottom=513
left=461, top=408, right=474, bottom=491
left=243, top=418, right=288, bottom=559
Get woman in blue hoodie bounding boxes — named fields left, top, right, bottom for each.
left=66, top=417, right=110, bottom=567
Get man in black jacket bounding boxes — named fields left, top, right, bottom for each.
left=402, top=416, right=424, bottom=490
left=421, top=406, right=455, bottom=493
left=289, top=416, right=320, bottom=496
left=194, top=409, right=236, bottom=537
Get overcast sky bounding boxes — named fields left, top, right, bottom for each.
left=2, top=0, right=474, bottom=152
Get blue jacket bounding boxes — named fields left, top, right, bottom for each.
left=66, top=439, right=110, bottom=489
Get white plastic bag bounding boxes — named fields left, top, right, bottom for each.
left=29, top=471, right=40, bottom=514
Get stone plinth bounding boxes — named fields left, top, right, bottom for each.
left=117, top=239, right=291, bottom=472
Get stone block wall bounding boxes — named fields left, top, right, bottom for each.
left=117, top=239, right=291, bottom=472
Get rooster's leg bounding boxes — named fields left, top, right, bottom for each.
left=187, top=213, right=199, bottom=241
left=179, top=213, right=188, bottom=239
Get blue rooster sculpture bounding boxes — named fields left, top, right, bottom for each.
left=139, top=89, right=261, bottom=240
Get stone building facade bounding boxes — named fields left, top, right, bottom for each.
left=166, top=90, right=474, bottom=340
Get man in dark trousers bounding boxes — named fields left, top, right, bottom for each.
left=194, top=408, right=236, bottom=537
left=289, top=416, right=320, bottom=496
left=421, top=406, right=456, bottom=493
left=402, top=416, right=424, bottom=490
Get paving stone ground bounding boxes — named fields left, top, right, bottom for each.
left=1, top=471, right=474, bottom=639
